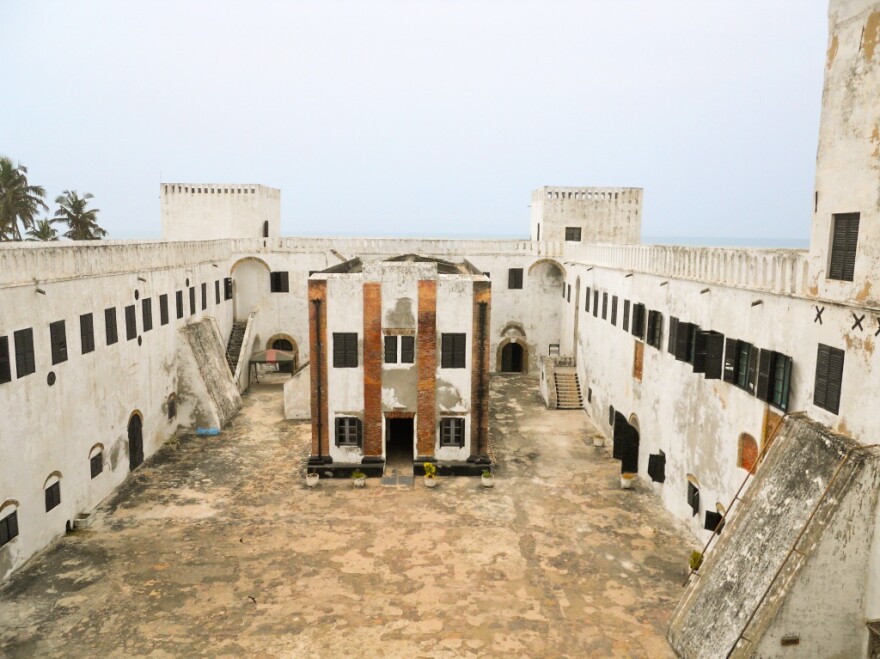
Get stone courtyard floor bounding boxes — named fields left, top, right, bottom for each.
left=0, top=375, right=696, bottom=658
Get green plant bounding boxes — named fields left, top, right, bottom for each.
left=689, top=550, right=704, bottom=571
left=482, top=469, right=493, bottom=478
left=351, top=469, right=365, bottom=479
left=423, top=462, right=437, bottom=479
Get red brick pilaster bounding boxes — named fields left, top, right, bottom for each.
left=308, top=280, right=329, bottom=460
left=417, top=280, right=437, bottom=457
left=471, top=281, right=491, bottom=458
left=363, top=282, right=383, bottom=457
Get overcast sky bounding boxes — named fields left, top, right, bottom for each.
left=2, top=1, right=828, bottom=243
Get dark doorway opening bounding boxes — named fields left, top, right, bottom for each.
left=501, top=342, right=524, bottom=372
left=385, top=418, right=414, bottom=472
left=128, top=414, right=144, bottom=471
left=612, top=412, right=640, bottom=474
left=271, top=338, right=294, bottom=373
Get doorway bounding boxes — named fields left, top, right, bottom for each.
left=501, top=342, right=524, bottom=372
left=128, top=413, right=144, bottom=471
left=612, top=412, right=640, bottom=474
left=385, top=417, right=414, bottom=474
left=271, top=338, right=294, bottom=373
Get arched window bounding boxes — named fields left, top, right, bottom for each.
left=89, top=444, right=104, bottom=479
left=0, top=500, right=20, bottom=547
left=44, top=472, right=62, bottom=512
left=738, top=433, right=759, bottom=473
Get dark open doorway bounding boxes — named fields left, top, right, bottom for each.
left=612, top=412, right=640, bottom=474
left=501, top=342, right=524, bottom=372
left=128, top=414, right=144, bottom=471
left=271, top=338, right=294, bottom=373
left=385, top=417, right=414, bottom=472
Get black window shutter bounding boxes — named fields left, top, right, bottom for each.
left=441, top=334, right=452, bottom=368
left=648, top=453, right=666, bottom=483
left=454, top=334, right=466, bottom=367
left=50, top=320, right=67, bottom=365
left=224, top=277, right=233, bottom=300
left=0, top=336, right=11, bottom=384
left=826, top=347, right=844, bottom=414
left=201, top=283, right=207, bottom=309
left=346, top=334, right=357, bottom=367
left=668, top=317, right=679, bottom=353
left=612, top=414, right=625, bottom=460
left=176, top=291, right=184, bottom=319
left=384, top=336, right=397, bottom=363
left=602, top=293, right=608, bottom=319
left=611, top=296, right=618, bottom=326
left=675, top=322, right=691, bottom=361
left=585, top=287, right=591, bottom=312
left=814, top=344, right=830, bottom=410
left=593, top=290, right=599, bottom=317
left=623, top=300, right=630, bottom=331
left=125, top=305, right=137, bottom=340
left=142, top=298, right=153, bottom=332
left=844, top=214, right=859, bottom=281
left=746, top=344, right=759, bottom=394
left=692, top=330, right=708, bottom=373
left=755, top=350, right=774, bottom=402
left=621, top=424, right=639, bottom=473
left=105, top=308, right=118, bottom=345
left=646, top=311, right=656, bottom=346
left=14, top=328, right=35, bottom=377
left=704, top=511, right=724, bottom=533
left=829, top=213, right=859, bottom=281
left=723, top=338, right=738, bottom=383
left=160, top=294, right=169, bottom=325
left=189, top=287, right=196, bottom=314
left=215, top=280, right=221, bottom=304
left=333, top=334, right=345, bottom=368
left=773, top=354, right=792, bottom=411
left=704, top=332, right=725, bottom=380
left=687, top=483, right=700, bottom=516
left=401, top=336, right=415, bottom=363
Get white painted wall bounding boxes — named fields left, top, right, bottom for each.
left=162, top=183, right=281, bottom=242
left=530, top=186, right=642, bottom=244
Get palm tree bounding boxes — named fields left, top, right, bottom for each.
left=0, top=157, right=48, bottom=241
left=54, top=190, right=107, bottom=240
left=26, top=218, right=59, bottom=241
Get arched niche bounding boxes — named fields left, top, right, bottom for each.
left=265, top=333, right=299, bottom=373
left=231, top=256, right=271, bottom=321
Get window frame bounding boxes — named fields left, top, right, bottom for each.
left=124, top=305, right=137, bottom=341
left=814, top=343, right=844, bottom=414
left=175, top=291, right=184, bottom=319
left=507, top=268, right=524, bottom=290
left=332, top=333, right=358, bottom=368
left=828, top=212, right=859, bottom=282
left=270, top=271, right=290, bottom=293
left=646, top=310, right=663, bottom=349
left=335, top=417, right=363, bottom=448
left=439, top=417, right=465, bottom=448
left=105, top=307, right=119, bottom=345
left=0, top=510, right=19, bottom=547
left=14, top=328, right=36, bottom=378
left=159, top=294, right=169, bottom=326
left=45, top=481, right=61, bottom=512
left=564, top=226, right=582, bottom=242
left=441, top=333, right=466, bottom=369
left=49, top=320, right=68, bottom=365
left=142, top=298, right=153, bottom=332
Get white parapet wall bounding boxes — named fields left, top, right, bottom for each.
left=161, top=183, right=281, bottom=242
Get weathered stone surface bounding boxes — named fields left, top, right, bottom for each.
left=0, top=376, right=694, bottom=657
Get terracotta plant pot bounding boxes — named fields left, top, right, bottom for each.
left=306, top=472, right=319, bottom=488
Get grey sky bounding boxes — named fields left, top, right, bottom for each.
left=2, top=1, right=828, bottom=243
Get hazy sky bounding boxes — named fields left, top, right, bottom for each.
left=2, top=1, right=828, bottom=242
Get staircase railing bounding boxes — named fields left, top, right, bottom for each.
left=232, top=311, right=256, bottom=392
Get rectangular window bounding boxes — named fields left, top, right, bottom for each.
left=159, top=294, right=169, bottom=326
left=201, top=283, right=207, bottom=310
left=14, top=328, right=36, bottom=378
left=648, top=451, right=666, bottom=483
left=623, top=300, right=630, bottom=332
left=700, top=331, right=726, bottom=380
left=335, top=417, right=362, bottom=447
left=674, top=322, right=697, bottom=363
left=602, top=292, right=608, bottom=320
left=668, top=317, right=679, bottom=353
left=564, top=227, right=582, bottom=242
left=646, top=311, right=663, bottom=349
left=439, top=417, right=465, bottom=447
left=176, top=291, right=184, bottom=319
left=814, top=343, right=844, bottom=414
left=48, top=320, right=67, bottom=365
left=593, top=290, right=599, bottom=317
left=142, top=298, right=153, bottom=332
left=0, top=510, right=19, bottom=547
left=828, top=212, right=859, bottom=282
left=756, top=350, right=792, bottom=411
left=687, top=482, right=700, bottom=517
left=631, top=303, right=646, bottom=340
left=725, top=340, right=759, bottom=393
left=270, top=271, right=289, bottom=293
left=189, top=287, right=196, bottom=315
left=401, top=335, right=415, bottom=363
left=125, top=305, right=137, bottom=341
left=611, top=296, right=618, bottom=326
left=508, top=268, right=523, bottom=290
left=332, top=333, right=358, bottom=368
left=384, top=335, right=398, bottom=363
left=441, top=333, right=466, bottom=368
left=0, top=336, right=10, bottom=384
left=215, top=280, right=221, bottom=305
left=45, top=481, right=61, bottom=512
left=105, top=308, right=118, bottom=345
left=224, top=277, right=233, bottom=301
left=80, top=314, right=95, bottom=355
left=90, top=453, right=103, bottom=479
left=585, top=287, right=591, bottom=312
left=567, top=284, right=571, bottom=302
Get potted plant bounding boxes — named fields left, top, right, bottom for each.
left=593, top=434, right=605, bottom=448
left=306, top=472, right=319, bottom=488
left=481, top=469, right=494, bottom=488
left=423, top=462, right=438, bottom=488
left=689, top=550, right=704, bottom=572
left=620, top=472, right=636, bottom=489
left=351, top=468, right=366, bottom=488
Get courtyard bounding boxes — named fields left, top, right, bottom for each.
left=0, top=375, right=695, bottom=658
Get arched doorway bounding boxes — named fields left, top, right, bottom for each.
left=265, top=334, right=299, bottom=374
left=612, top=411, right=640, bottom=474
left=128, top=413, right=144, bottom=471
left=231, top=257, right=271, bottom=322
left=501, top=342, right=524, bottom=372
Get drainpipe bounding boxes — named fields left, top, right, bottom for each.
left=308, top=298, right=324, bottom=465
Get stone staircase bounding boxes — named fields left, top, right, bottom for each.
left=225, top=321, right=247, bottom=374
left=554, top=370, right=583, bottom=409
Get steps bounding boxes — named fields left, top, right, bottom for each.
left=554, top=371, right=582, bottom=409
left=225, top=321, right=247, bottom=373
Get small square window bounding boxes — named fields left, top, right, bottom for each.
left=270, top=271, right=289, bottom=293
left=564, top=227, right=582, bottom=242
left=439, top=418, right=465, bottom=447
left=335, top=417, right=362, bottom=447
left=508, top=268, right=524, bottom=289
